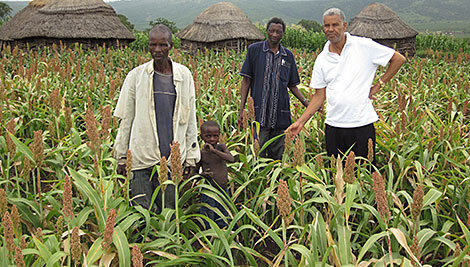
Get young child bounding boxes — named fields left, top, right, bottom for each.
left=198, top=120, right=235, bottom=229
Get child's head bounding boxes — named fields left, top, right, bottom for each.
left=200, top=120, right=220, bottom=146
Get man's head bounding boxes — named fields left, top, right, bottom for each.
left=201, top=120, right=220, bottom=146
left=266, top=17, right=286, bottom=47
left=148, top=24, right=173, bottom=65
left=322, top=8, right=347, bottom=44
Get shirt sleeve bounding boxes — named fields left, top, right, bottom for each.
left=366, top=38, right=395, bottom=67
left=184, top=71, right=201, bottom=167
left=113, top=70, right=136, bottom=162
left=240, top=45, right=254, bottom=79
left=309, top=56, right=327, bottom=89
left=288, top=53, right=301, bottom=87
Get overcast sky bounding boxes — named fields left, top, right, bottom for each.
left=2, top=0, right=120, bottom=1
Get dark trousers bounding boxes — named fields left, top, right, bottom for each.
left=200, top=188, right=231, bottom=229
left=256, top=126, right=286, bottom=160
left=325, top=123, right=376, bottom=164
left=131, top=166, right=175, bottom=214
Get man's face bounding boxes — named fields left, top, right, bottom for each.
left=148, top=30, right=172, bottom=65
left=267, top=23, right=284, bottom=46
left=201, top=126, right=220, bottom=147
left=323, top=14, right=347, bottom=44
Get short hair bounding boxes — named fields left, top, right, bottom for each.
left=200, top=120, right=220, bottom=134
left=266, top=17, right=286, bottom=33
left=323, top=8, right=346, bottom=23
left=149, top=24, right=173, bottom=45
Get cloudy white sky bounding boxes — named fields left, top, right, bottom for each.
left=3, top=0, right=120, bottom=1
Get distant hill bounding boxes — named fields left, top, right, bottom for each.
left=5, top=0, right=470, bottom=37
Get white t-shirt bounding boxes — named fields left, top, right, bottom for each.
left=310, top=33, right=395, bottom=128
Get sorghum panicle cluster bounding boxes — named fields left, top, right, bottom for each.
left=64, top=106, right=72, bottom=132
left=411, top=235, right=421, bottom=267
left=49, top=89, right=61, bottom=117
left=159, top=156, right=169, bottom=191
left=14, top=247, right=25, bottom=267
left=100, top=105, right=111, bottom=140
left=11, top=205, right=20, bottom=234
left=367, top=138, right=374, bottom=163
left=334, top=157, right=345, bottom=205
left=2, top=211, right=15, bottom=254
left=242, top=111, right=248, bottom=130
left=276, top=179, right=292, bottom=222
left=32, top=130, right=44, bottom=166
left=284, top=130, right=293, bottom=155
left=85, top=108, right=100, bottom=154
left=132, top=244, right=144, bottom=267
left=0, top=188, right=7, bottom=215
left=63, top=175, right=73, bottom=219
left=71, top=226, right=81, bottom=264
left=35, top=227, right=43, bottom=242
left=170, top=141, right=183, bottom=183
left=102, top=209, right=117, bottom=250
left=56, top=215, right=64, bottom=241
left=292, top=138, right=305, bottom=167
left=343, top=151, right=356, bottom=184
left=411, top=184, right=424, bottom=222
left=247, top=96, right=255, bottom=122
left=372, top=172, right=390, bottom=223
left=6, top=118, right=16, bottom=157
left=315, top=154, right=323, bottom=168
left=253, top=138, right=260, bottom=156
left=126, top=150, right=133, bottom=178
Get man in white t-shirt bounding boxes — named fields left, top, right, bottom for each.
left=286, top=8, right=406, bottom=163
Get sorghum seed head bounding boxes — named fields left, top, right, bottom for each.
left=247, top=97, right=255, bottom=122
left=344, top=151, right=356, bottom=184
left=85, top=108, right=100, bottom=154
left=20, top=236, right=28, bottom=250
left=284, top=130, right=293, bottom=155
left=315, top=154, right=323, bottom=168
left=253, top=138, right=260, bottom=156
left=11, top=205, right=20, bottom=230
left=5, top=118, right=16, bottom=156
left=102, top=209, right=117, bottom=250
left=35, top=227, right=43, bottom=242
left=159, top=157, right=168, bottom=191
left=63, top=175, right=73, bottom=219
left=71, top=227, right=81, bottom=263
left=411, top=184, right=424, bottom=222
left=2, top=211, right=15, bottom=253
left=132, top=244, right=144, bottom=267
left=32, top=130, right=44, bottom=166
left=372, top=172, right=390, bottom=223
left=292, top=138, right=305, bottom=167
left=14, top=247, right=25, bottom=267
left=0, top=189, right=7, bottom=215
left=126, top=150, right=133, bottom=178
left=100, top=105, right=111, bottom=140
left=170, top=141, right=183, bottom=183
left=367, top=138, right=374, bottom=163
left=276, top=179, right=292, bottom=221
left=56, top=215, right=64, bottom=240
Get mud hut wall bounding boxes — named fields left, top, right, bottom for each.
left=375, top=37, right=416, bottom=57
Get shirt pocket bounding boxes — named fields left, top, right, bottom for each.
left=279, top=64, right=291, bottom=85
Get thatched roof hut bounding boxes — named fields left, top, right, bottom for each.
left=0, top=0, right=135, bottom=50
left=177, top=2, right=264, bottom=52
left=348, top=3, right=418, bottom=57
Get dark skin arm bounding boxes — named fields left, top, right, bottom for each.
left=288, top=85, right=309, bottom=107
left=238, top=76, right=251, bottom=127
left=204, top=143, right=235, bottom=163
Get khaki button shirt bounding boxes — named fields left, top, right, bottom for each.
left=114, top=60, right=200, bottom=170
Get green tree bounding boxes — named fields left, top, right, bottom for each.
left=0, top=2, right=12, bottom=22
left=118, top=14, right=134, bottom=31
left=297, top=19, right=322, bottom=32
left=149, top=17, right=179, bottom=34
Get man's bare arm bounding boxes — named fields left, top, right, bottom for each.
left=238, top=76, right=251, bottom=126
left=289, top=85, right=309, bottom=107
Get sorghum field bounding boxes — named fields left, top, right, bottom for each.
left=0, top=34, right=469, bottom=266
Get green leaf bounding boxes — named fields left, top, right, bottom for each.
left=297, top=164, right=323, bottom=183
left=45, top=251, right=66, bottom=267
left=388, top=228, right=421, bottom=265
left=356, top=231, right=388, bottom=264
left=68, top=168, right=106, bottom=231
left=86, top=238, right=104, bottom=266
left=113, top=226, right=131, bottom=267
left=32, top=236, right=53, bottom=264
left=7, top=131, right=34, bottom=162
left=422, top=188, right=442, bottom=207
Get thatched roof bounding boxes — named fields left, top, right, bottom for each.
left=0, top=0, right=134, bottom=41
left=177, top=1, right=264, bottom=43
left=348, top=3, right=418, bottom=39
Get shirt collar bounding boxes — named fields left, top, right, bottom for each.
left=146, top=59, right=183, bottom=81
left=262, top=40, right=287, bottom=56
